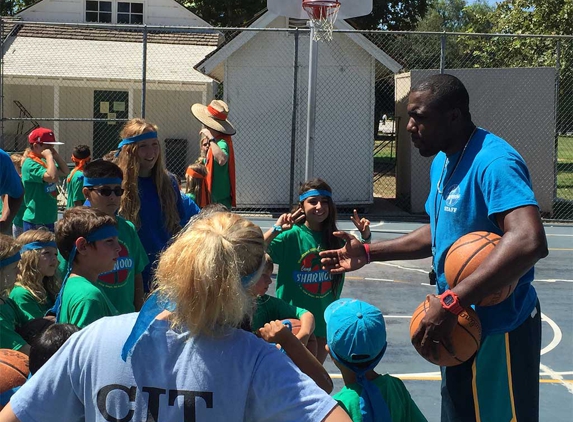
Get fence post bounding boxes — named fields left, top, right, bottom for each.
left=141, top=24, right=148, bottom=118
left=440, top=32, right=446, bottom=74
left=553, top=39, right=561, bottom=209
left=289, top=27, right=299, bottom=209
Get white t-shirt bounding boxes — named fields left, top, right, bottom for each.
left=11, top=313, right=336, bottom=422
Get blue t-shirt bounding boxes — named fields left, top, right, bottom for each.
left=10, top=313, right=337, bottom=422
left=180, top=191, right=200, bottom=226
left=425, top=128, right=539, bottom=336
left=0, top=149, right=23, bottom=198
left=137, top=175, right=191, bottom=291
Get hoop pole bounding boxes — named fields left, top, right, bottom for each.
left=305, top=23, right=319, bottom=180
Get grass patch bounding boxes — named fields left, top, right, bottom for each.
left=558, top=136, right=573, bottom=163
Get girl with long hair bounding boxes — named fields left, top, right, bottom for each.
left=9, top=230, right=60, bottom=321
left=116, top=118, right=188, bottom=292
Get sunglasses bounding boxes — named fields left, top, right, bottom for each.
left=88, top=187, right=125, bottom=197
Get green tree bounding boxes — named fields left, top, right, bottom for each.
left=349, top=0, right=429, bottom=30
left=182, top=0, right=266, bottom=27
left=1, top=0, right=37, bottom=16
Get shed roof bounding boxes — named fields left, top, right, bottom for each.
left=3, top=35, right=217, bottom=83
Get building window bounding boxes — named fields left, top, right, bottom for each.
left=118, top=2, right=144, bottom=24
left=86, top=1, right=112, bottom=23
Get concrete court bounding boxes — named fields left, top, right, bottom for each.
left=252, top=217, right=573, bottom=422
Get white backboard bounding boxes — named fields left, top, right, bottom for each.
left=267, top=0, right=373, bottom=20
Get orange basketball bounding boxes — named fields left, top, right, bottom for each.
left=409, top=296, right=482, bottom=366
left=0, top=349, right=29, bottom=394
left=282, top=318, right=302, bottom=335
left=445, top=231, right=518, bottom=306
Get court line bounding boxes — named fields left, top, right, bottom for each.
left=373, top=262, right=430, bottom=274
left=541, top=313, right=562, bottom=355
left=539, top=363, right=573, bottom=393
left=328, top=373, right=573, bottom=383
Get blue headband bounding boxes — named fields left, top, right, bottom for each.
left=21, top=241, right=57, bottom=253
left=50, top=224, right=119, bottom=321
left=299, top=189, right=332, bottom=202
left=83, top=177, right=123, bottom=187
left=0, top=251, right=21, bottom=268
left=117, top=131, right=158, bottom=150
left=240, top=257, right=266, bottom=286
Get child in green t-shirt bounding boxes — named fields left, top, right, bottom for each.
left=80, top=160, right=148, bottom=312
left=0, top=234, right=30, bottom=354
left=264, top=178, right=371, bottom=364
left=250, top=253, right=316, bottom=346
left=21, top=127, right=69, bottom=232
left=54, top=207, right=121, bottom=328
left=65, top=144, right=91, bottom=208
left=325, top=299, right=427, bottom=422
left=10, top=230, right=60, bottom=321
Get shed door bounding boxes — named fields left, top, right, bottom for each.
left=93, top=91, right=129, bottom=158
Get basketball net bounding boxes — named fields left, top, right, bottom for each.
left=302, top=0, right=340, bottom=42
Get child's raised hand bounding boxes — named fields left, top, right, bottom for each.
left=275, top=208, right=305, bottom=231
left=259, top=320, right=296, bottom=346
left=351, top=209, right=371, bottom=240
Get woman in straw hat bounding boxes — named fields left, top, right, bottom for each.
left=191, top=100, right=236, bottom=209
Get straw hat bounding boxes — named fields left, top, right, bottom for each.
left=190, top=100, right=236, bottom=135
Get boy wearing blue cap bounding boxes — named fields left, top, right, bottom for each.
left=325, top=299, right=427, bottom=422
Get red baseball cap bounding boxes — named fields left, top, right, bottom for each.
left=28, top=127, right=64, bottom=145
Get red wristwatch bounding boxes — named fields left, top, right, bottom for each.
left=440, top=290, right=464, bottom=315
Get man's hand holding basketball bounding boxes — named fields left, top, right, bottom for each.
left=412, top=294, right=457, bottom=362
left=319, top=231, right=368, bottom=274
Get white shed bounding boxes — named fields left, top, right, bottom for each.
left=1, top=0, right=220, bottom=174
left=195, top=12, right=402, bottom=207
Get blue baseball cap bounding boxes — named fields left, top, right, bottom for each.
left=325, top=299, right=387, bottom=365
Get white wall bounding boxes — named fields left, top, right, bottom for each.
left=17, top=0, right=210, bottom=26
left=226, top=30, right=375, bottom=206
left=395, top=68, right=556, bottom=214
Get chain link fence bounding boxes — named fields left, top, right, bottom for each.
left=1, top=19, right=571, bottom=220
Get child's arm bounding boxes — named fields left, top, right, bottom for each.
left=264, top=208, right=305, bottom=247
left=200, top=128, right=228, bottom=166
left=50, top=148, right=69, bottom=177
left=297, top=311, right=315, bottom=345
left=350, top=209, right=371, bottom=244
left=259, top=320, right=333, bottom=394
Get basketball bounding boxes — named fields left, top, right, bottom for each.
left=282, top=318, right=302, bottom=335
left=409, top=296, right=482, bottom=366
left=0, top=349, right=29, bottom=394
left=445, top=231, right=518, bottom=306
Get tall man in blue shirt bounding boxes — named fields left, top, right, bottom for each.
left=320, top=74, right=548, bottom=422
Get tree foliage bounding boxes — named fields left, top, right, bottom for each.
left=348, top=0, right=429, bottom=30
left=1, top=0, right=37, bottom=16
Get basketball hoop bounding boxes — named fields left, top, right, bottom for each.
left=302, top=0, right=340, bottom=42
